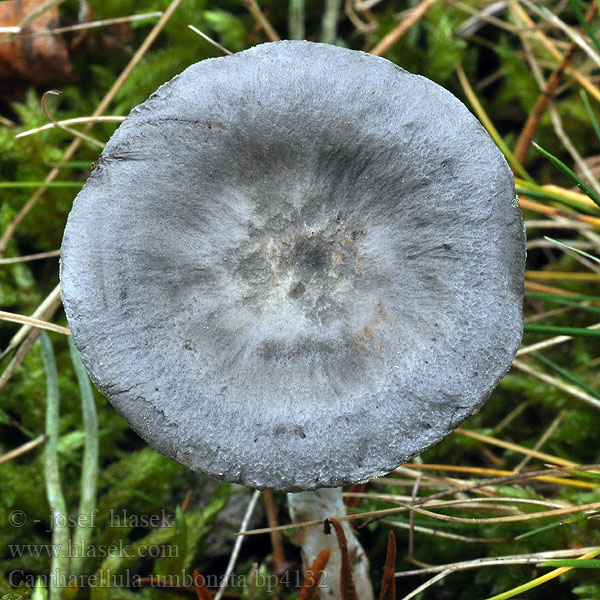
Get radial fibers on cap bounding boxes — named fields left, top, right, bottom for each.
left=60, top=41, right=525, bottom=492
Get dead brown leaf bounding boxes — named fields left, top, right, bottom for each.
left=0, top=0, right=72, bottom=85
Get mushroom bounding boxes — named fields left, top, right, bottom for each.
left=60, top=41, right=525, bottom=597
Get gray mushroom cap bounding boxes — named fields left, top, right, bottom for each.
left=60, top=41, right=525, bottom=492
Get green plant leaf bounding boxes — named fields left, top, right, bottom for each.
left=524, top=324, right=600, bottom=338
left=540, top=559, right=600, bottom=568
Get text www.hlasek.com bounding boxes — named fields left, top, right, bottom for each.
left=9, top=539, right=176, bottom=559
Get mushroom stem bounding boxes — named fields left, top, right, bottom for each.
left=287, top=488, right=374, bottom=600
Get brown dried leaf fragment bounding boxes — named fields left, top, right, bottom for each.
left=330, top=518, right=359, bottom=600
left=194, top=569, right=213, bottom=600
left=300, top=548, right=331, bottom=600
left=379, top=531, right=397, bottom=600
left=344, top=482, right=367, bottom=509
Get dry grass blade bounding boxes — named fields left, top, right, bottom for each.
left=262, top=489, right=285, bottom=594
left=16, top=116, right=124, bottom=139
left=512, top=0, right=598, bottom=164
left=526, top=0, right=600, bottom=68
left=454, top=0, right=515, bottom=36
left=329, top=518, right=358, bottom=600
left=241, top=0, right=280, bottom=41
left=299, top=549, right=331, bottom=600
left=385, top=519, right=508, bottom=543
left=510, top=0, right=600, bottom=104
left=400, top=570, right=449, bottom=600
left=0, top=434, right=46, bottom=465
left=393, top=499, right=600, bottom=525
left=519, top=197, right=600, bottom=227
left=390, top=464, right=489, bottom=495
left=213, top=489, right=261, bottom=600
left=0, top=115, right=16, bottom=126
left=403, top=464, right=519, bottom=477
left=1, top=283, right=62, bottom=360
left=406, top=464, right=600, bottom=504
left=16, top=0, right=66, bottom=32
left=516, top=9, right=600, bottom=194
left=396, top=547, right=599, bottom=577
left=240, top=466, right=600, bottom=536
left=41, top=90, right=105, bottom=149
left=548, top=105, right=600, bottom=196
left=514, top=409, right=567, bottom=472
left=399, top=547, right=600, bottom=600
left=379, top=531, right=397, bottom=600
left=512, top=359, right=600, bottom=410
left=542, top=184, right=600, bottom=207
left=0, top=328, right=42, bottom=392
left=0, top=249, right=60, bottom=263
left=356, top=0, right=385, bottom=9
left=407, top=470, right=422, bottom=563
left=456, top=61, right=530, bottom=180
left=402, top=496, right=566, bottom=512
left=345, top=0, right=377, bottom=33
left=400, top=463, right=595, bottom=490
left=370, top=0, right=438, bottom=56
left=188, top=24, right=232, bottom=55
left=0, top=310, right=70, bottom=336
left=0, top=12, right=163, bottom=43
left=454, top=428, right=578, bottom=466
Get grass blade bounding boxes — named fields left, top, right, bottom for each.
left=484, top=547, right=600, bottom=600
left=540, top=559, right=600, bottom=568
left=69, top=338, right=99, bottom=577
left=532, top=142, right=600, bottom=208
left=525, top=291, right=600, bottom=316
left=524, top=324, right=600, bottom=338
left=289, top=0, right=305, bottom=40
left=547, top=464, right=600, bottom=481
left=525, top=291, right=600, bottom=303
left=516, top=181, right=600, bottom=215
left=321, top=0, right=342, bottom=44
left=0, top=181, right=84, bottom=188
left=513, top=514, right=588, bottom=541
left=40, top=332, right=70, bottom=600
left=544, top=236, right=600, bottom=264
left=530, top=351, right=600, bottom=400
left=580, top=89, right=600, bottom=145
